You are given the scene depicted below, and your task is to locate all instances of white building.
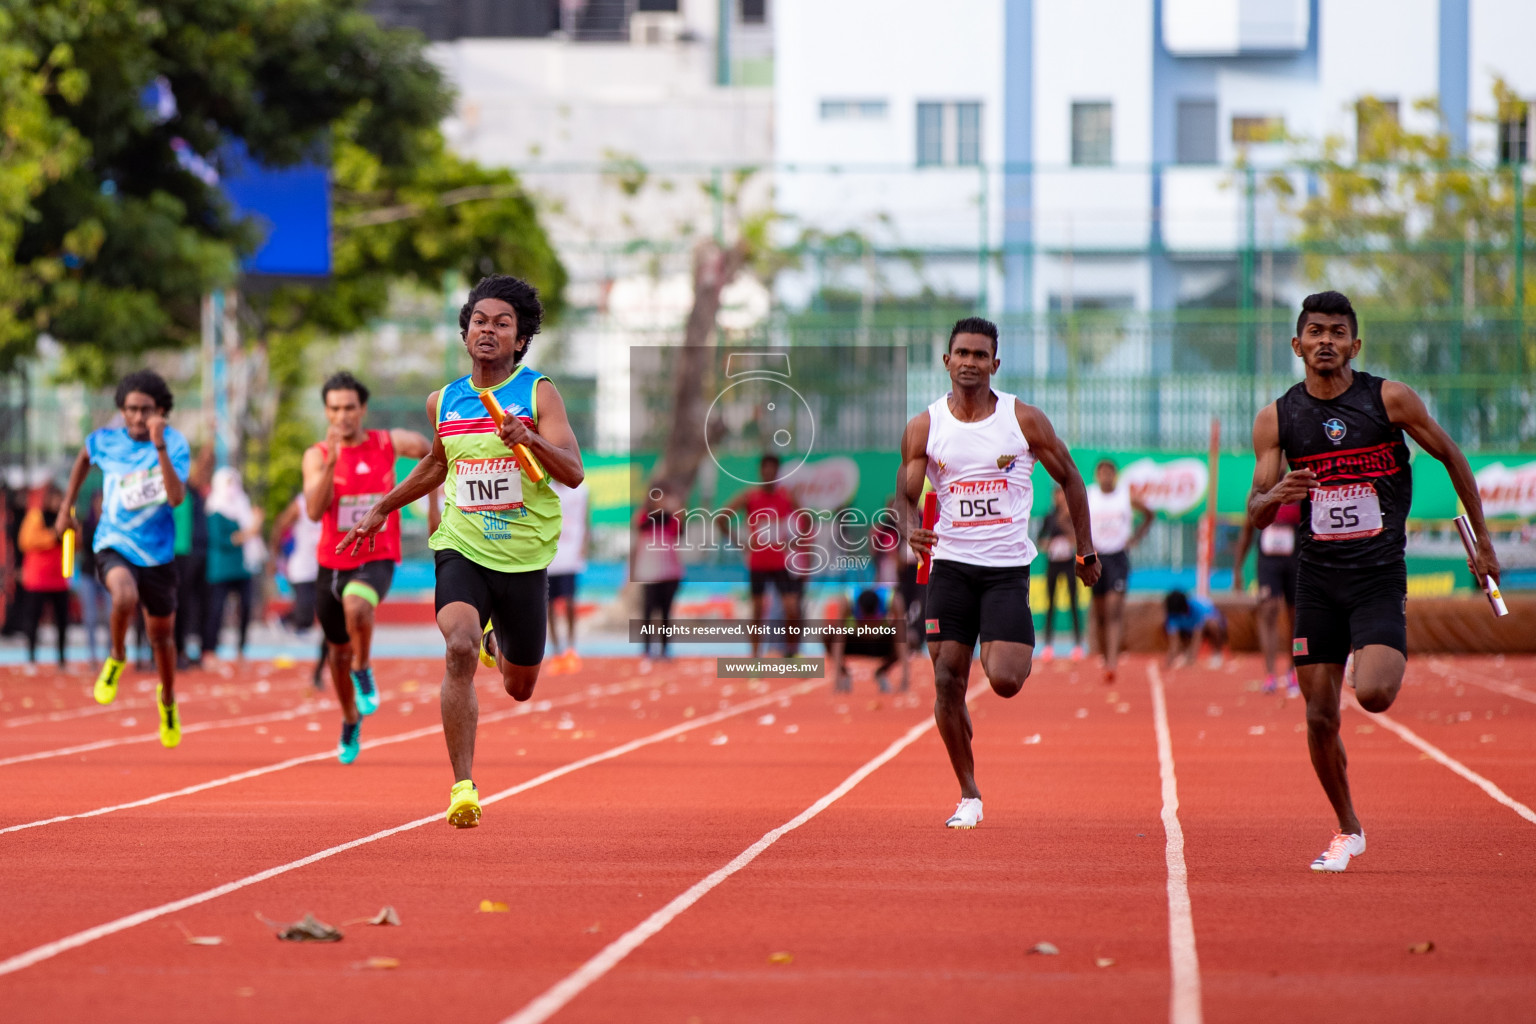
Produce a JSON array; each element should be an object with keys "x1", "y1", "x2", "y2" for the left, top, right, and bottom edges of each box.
[{"x1": 774, "y1": 0, "x2": 1536, "y2": 330}]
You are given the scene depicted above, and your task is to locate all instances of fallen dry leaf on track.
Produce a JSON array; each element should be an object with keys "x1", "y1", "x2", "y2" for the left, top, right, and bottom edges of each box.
[
  {"x1": 585, "y1": 922, "x2": 602, "y2": 934},
  {"x1": 768, "y1": 952, "x2": 794, "y2": 965},
  {"x1": 258, "y1": 912, "x2": 343, "y2": 942},
  {"x1": 1096, "y1": 958, "x2": 1116, "y2": 968},
  {"x1": 175, "y1": 922, "x2": 223, "y2": 946},
  {"x1": 359, "y1": 956, "x2": 400, "y2": 970},
  {"x1": 1408, "y1": 941, "x2": 1435, "y2": 954},
  {"x1": 1028, "y1": 942, "x2": 1060, "y2": 955},
  {"x1": 479, "y1": 900, "x2": 510, "y2": 913},
  {"x1": 343, "y1": 906, "x2": 401, "y2": 927}
]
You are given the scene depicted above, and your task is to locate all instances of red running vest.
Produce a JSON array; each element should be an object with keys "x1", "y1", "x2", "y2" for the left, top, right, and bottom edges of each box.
[{"x1": 314, "y1": 429, "x2": 401, "y2": 569}]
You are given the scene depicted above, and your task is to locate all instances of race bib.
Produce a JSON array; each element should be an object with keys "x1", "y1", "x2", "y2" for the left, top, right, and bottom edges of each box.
[
  {"x1": 337, "y1": 493, "x2": 382, "y2": 530},
  {"x1": 948, "y1": 479, "x2": 1013, "y2": 529},
  {"x1": 455, "y1": 457, "x2": 524, "y2": 512},
  {"x1": 1310, "y1": 483, "x2": 1383, "y2": 541},
  {"x1": 118, "y1": 467, "x2": 167, "y2": 511},
  {"x1": 1259, "y1": 523, "x2": 1295, "y2": 556}
]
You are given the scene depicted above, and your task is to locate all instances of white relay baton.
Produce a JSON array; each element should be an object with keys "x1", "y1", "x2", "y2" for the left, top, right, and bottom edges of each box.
[{"x1": 1454, "y1": 514, "x2": 1508, "y2": 617}]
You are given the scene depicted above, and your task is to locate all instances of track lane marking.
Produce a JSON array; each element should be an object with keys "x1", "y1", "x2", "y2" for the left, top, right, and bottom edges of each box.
[
  {"x1": 0, "y1": 678, "x2": 826, "y2": 978},
  {"x1": 1147, "y1": 662, "x2": 1203, "y2": 1024},
  {"x1": 0, "y1": 702, "x2": 339, "y2": 767},
  {"x1": 1423, "y1": 659, "x2": 1536, "y2": 706},
  {"x1": 0, "y1": 677, "x2": 657, "y2": 836},
  {"x1": 1345, "y1": 693, "x2": 1536, "y2": 826},
  {"x1": 3, "y1": 672, "x2": 328, "y2": 728},
  {"x1": 498, "y1": 684, "x2": 983, "y2": 1024}
]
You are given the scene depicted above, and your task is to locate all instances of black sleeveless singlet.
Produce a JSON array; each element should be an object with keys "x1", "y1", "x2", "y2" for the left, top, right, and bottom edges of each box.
[{"x1": 1275, "y1": 370, "x2": 1412, "y2": 569}]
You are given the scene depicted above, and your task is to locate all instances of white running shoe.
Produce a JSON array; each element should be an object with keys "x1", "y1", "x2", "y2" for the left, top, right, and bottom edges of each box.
[
  {"x1": 1310, "y1": 831, "x2": 1365, "y2": 872},
  {"x1": 945, "y1": 797, "x2": 983, "y2": 829}
]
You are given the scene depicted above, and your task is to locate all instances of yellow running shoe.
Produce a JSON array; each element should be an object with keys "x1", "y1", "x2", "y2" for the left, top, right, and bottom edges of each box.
[
  {"x1": 446, "y1": 779, "x2": 481, "y2": 828},
  {"x1": 156, "y1": 684, "x2": 181, "y2": 749},
  {"x1": 478, "y1": 621, "x2": 497, "y2": 669},
  {"x1": 93, "y1": 657, "x2": 125, "y2": 705}
]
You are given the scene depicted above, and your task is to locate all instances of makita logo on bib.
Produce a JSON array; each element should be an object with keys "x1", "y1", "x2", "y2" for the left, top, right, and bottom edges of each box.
[
  {"x1": 1323, "y1": 418, "x2": 1347, "y2": 444},
  {"x1": 951, "y1": 479, "x2": 1008, "y2": 495}
]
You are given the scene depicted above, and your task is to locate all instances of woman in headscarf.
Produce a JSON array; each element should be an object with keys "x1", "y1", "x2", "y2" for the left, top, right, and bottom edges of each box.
[{"x1": 203, "y1": 467, "x2": 264, "y2": 661}]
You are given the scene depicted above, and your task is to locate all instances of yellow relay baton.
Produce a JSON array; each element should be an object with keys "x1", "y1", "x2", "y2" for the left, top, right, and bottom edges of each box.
[{"x1": 61, "y1": 528, "x2": 76, "y2": 579}]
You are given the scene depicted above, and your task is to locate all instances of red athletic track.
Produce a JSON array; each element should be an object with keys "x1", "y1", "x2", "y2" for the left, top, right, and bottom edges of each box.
[{"x1": 1, "y1": 652, "x2": 1534, "y2": 1023}]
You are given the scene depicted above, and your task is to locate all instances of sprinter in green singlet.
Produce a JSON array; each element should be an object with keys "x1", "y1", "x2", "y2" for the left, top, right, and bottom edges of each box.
[{"x1": 339, "y1": 275, "x2": 585, "y2": 829}]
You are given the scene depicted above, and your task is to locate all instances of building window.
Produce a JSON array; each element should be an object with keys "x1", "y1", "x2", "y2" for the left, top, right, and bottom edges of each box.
[
  {"x1": 956, "y1": 102, "x2": 981, "y2": 165},
  {"x1": 739, "y1": 0, "x2": 766, "y2": 24},
  {"x1": 1356, "y1": 98, "x2": 1399, "y2": 160},
  {"x1": 821, "y1": 99, "x2": 889, "y2": 121},
  {"x1": 1498, "y1": 101, "x2": 1530, "y2": 165},
  {"x1": 915, "y1": 102, "x2": 983, "y2": 167},
  {"x1": 1231, "y1": 115, "x2": 1285, "y2": 145},
  {"x1": 917, "y1": 103, "x2": 945, "y2": 166},
  {"x1": 1071, "y1": 101, "x2": 1113, "y2": 166},
  {"x1": 1176, "y1": 99, "x2": 1217, "y2": 165}
]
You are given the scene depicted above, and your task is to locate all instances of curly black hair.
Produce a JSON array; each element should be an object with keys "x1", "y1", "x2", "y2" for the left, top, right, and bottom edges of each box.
[
  {"x1": 115, "y1": 369, "x2": 174, "y2": 413},
  {"x1": 458, "y1": 274, "x2": 544, "y2": 363},
  {"x1": 321, "y1": 370, "x2": 370, "y2": 406},
  {"x1": 947, "y1": 316, "x2": 998, "y2": 356}
]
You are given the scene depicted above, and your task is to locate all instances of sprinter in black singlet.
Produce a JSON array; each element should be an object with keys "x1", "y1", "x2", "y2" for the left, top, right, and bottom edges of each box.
[{"x1": 1247, "y1": 291, "x2": 1501, "y2": 873}]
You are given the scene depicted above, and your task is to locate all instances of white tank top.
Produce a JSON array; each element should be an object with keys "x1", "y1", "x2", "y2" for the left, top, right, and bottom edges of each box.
[
  {"x1": 547, "y1": 479, "x2": 589, "y2": 576},
  {"x1": 287, "y1": 496, "x2": 322, "y2": 585},
  {"x1": 924, "y1": 390, "x2": 1036, "y2": 567},
  {"x1": 1088, "y1": 482, "x2": 1134, "y2": 554}
]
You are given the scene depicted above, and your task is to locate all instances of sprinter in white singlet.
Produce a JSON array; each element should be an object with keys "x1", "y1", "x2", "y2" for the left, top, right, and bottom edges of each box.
[
  {"x1": 899, "y1": 317, "x2": 1101, "y2": 829},
  {"x1": 1086, "y1": 459, "x2": 1153, "y2": 683}
]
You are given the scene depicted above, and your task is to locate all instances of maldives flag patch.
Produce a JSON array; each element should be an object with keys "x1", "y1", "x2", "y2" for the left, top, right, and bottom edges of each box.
[
  {"x1": 926, "y1": 619, "x2": 941, "y2": 634},
  {"x1": 1293, "y1": 637, "x2": 1309, "y2": 656}
]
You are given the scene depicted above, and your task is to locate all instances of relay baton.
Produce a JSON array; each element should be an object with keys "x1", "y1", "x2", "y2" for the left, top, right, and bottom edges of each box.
[
  {"x1": 478, "y1": 391, "x2": 545, "y2": 483},
  {"x1": 916, "y1": 491, "x2": 939, "y2": 584},
  {"x1": 61, "y1": 528, "x2": 75, "y2": 579},
  {"x1": 1454, "y1": 514, "x2": 1507, "y2": 617}
]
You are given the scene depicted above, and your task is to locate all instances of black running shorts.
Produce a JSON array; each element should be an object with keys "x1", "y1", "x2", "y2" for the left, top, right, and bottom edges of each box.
[
  {"x1": 1256, "y1": 553, "x2": 1298, "y2": 607},
  {"x1": 96, "y1": 549, "x2": 178, "y2": 618},
  {"x1": 547, "y1": 572, "x2": 578, "y2": 602},
  {"x1": 749, "y1": 567, "x2": 804, "y2": 599},
  {"x1": 434, "y1": 549, "x2": 548, "y2": 667},
  {"x1": 924, "y1": 559, "x2": 1035, "y2": 649},
  {"x1": 315, "y1": 560, "x2": 396, "y2": 646},
  {"x1": 1292, "y1": 560, "x2": 1407, "y2": 667},
  {"x1": 1092, "y1": 550, "x2": 1130, "y2": 597}
]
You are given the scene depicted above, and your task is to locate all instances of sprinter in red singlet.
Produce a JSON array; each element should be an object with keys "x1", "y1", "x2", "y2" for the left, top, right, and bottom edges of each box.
[{"x1": 303, "y1": 371, "x2": 431, "y2": 765}]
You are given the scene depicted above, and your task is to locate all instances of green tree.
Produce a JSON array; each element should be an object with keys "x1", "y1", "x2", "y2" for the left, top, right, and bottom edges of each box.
[
  {"x1": 1273, "y1": 89, "x2": 1534, "y2": 316},
  {"x1": 3, "y1": 0, "x2": 450, "y2": 374}
]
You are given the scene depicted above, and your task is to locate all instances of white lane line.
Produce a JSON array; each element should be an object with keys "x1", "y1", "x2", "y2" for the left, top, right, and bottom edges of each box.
[
  {"x1": 1146, "y1": 663, "x2": 1203, "y2": 1024},
  {"x1": 1423, "y1": 659, "x2": 1536, "y2": 706},
  {"x1": 1345, "y1": 695, "x2": 1536, "y2": 826},
  {"x1": 0, "y1": 702, "x2": 338, "y2": 768},
  {"x1": 0, "y1": 678, "x2": 826, "y2": 978},
  {"x1": 4, "y1": 673, "x2": 323, "y2": 728},
  {"x1": 0, "y1": 678, "x2": 653, "y2": 836},
  {"x1": 499, "y1": 685, "x2": 977, "y2": 1024}
]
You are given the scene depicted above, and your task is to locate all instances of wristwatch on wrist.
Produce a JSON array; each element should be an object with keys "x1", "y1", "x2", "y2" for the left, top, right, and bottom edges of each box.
[{"x1": 1075, "y1": 551, "x2": 1098, "y2": 567}]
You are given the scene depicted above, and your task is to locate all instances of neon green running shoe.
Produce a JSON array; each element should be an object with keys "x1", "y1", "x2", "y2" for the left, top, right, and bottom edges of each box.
[
  {"x1": 446, "y1": 780, "x2": 481, "y2": 828},
  {"x1": 156, "y1": 684, "x2": 181, "y2": 749},
  {"x1": 478, "y1": 620, "x2": 497, "y2": 669},
  {"x1": 94, "y1": 657, "x2": 125, "y2": 705}
]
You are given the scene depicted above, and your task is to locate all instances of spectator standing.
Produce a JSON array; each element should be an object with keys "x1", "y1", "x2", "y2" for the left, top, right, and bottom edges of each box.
[
  {"x1": 203, "y1": 468, "x2": 263, "y2": 660},
  {"x1": 17, "y1": 483, "x2": 71, "y2": 665}
]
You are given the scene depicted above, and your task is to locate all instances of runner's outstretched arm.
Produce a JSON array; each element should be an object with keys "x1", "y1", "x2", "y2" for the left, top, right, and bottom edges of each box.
[
  {"x1": 1247, "y1": 402, "x2": 1313, "y2": 530},
  {"x1": 1016, "y1": 401, "x2": 1101, "y2": 587},
  {"x1": 1382, "y1": 381, "x2": 1501, "y2": 584},
  {"x1": 54, "y1": 446, "x2": 92, "y2": 535},
  {"x1": 336, "y1": 392, "x2": 450, "y2": 555},
  {"x1": 494, "y1": 379, "x2": 584, "y2": 487},
  {"x1": 897, "y1": 411, "x2": 932, "y2": 563}
]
